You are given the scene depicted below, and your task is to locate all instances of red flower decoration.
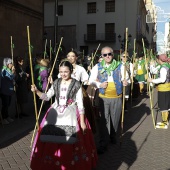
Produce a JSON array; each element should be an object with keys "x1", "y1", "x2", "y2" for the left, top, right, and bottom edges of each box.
[{"x1": 67, "y1": 99, "x2": 73, "y2": 105}]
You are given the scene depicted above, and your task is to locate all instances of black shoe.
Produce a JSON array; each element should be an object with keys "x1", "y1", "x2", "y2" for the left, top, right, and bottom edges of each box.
[{"x1": 97, "y1": 147, "x2": 106, "y2": 154}]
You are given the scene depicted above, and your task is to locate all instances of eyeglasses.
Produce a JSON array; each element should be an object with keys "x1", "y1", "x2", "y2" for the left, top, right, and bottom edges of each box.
[
  {"x1": 122, "y1": 56, "x2": 129, "y2": 58},
  {"x1": 102, "y1": 53, "x2": 113, "y2": 57}
]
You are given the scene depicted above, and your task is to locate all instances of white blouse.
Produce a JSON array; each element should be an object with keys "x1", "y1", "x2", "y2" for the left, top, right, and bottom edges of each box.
[{"x1": 40, "y1": 83, "x2": 85, "y2": 114}]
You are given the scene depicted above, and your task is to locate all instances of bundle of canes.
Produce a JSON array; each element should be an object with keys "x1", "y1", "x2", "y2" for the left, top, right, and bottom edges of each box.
[
  {"x1": 49, "y1": 40, "x2": 53, "y2": 105},
  {"x1": 30, "y1": 37, "x2": 63, "y2": 147},
  {"x1": 10, "y1": 36, "x2": 19, "y2": 119},
  {"x1": 120, "y1": 27, "x2": 128, "y2": 146},
  {"x1": 142, "y1": 38, "x2": 156, "y2": 129},
  {"x1": 88, "y1": 43, "x2": 101, "y2": 69},
  {"x1": 130, "y1": 38, "x2": 136, "y2": 106},
  {"x1": 86, "y1": 44, "x2": 100, "y2": 105}
]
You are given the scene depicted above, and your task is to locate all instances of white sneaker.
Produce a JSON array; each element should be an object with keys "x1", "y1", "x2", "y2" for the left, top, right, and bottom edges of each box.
[
  {"x1": 6, "y1": 117, "x2": 14, "y2": 123},
  {"x1": 156, "y1": 124, "x2": 168, "y2": 129},
  {"x1": 157, "y1": 122, "x2": 169, "y2": 126},
  {"x1": 2, "y1": 119, "x2": 9, "y2": 124}
]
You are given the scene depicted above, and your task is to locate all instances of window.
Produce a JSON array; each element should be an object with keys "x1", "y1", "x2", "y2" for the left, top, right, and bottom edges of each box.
[
  {"x1": 105, "y1": 0, "x2": 115, "y2": 12},
  {"x1": 87, "y1": 2, "x2": 96, "y2": 13},
  {"x1": 87, "y1": 24, "x2": 96, "y2": 40},
  {"x1": 58, "y1": 5, "x2": 63, "y2": 16},
  {"x1": 105, "y1": 23, "x2": 115, "y2": 40}
]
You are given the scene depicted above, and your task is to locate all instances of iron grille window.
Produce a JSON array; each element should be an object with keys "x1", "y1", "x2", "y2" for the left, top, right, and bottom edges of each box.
[
  {"x1": 58, "y1": 5, "x2": 63, "y2": 16},
  {"x1": 105, "y1": 0, "x2": 115, "y2": 12},
  {"x1": 87, "y1": 24, "x2": 96, "y2": 40},
  {"x1": 105, "y1": 23, "x2": 115, "y2": 40},
  {"x1": 87, "y1": 2, "x2": 96, "y2": 13}
]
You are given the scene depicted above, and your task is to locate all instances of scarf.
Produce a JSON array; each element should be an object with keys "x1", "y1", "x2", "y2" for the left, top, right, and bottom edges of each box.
[
  {"x1": 159, "y1": 63, "x2": 170, "y2": 70},
  {"x1": 100, "y1": 59, "x2": 120, "y2": 76},
  {"x1": 138, "y1": 59, "x2": 145, "y2": 66},
  {"x1": 2, "y1": 66, "x2": 12, "y2": 74}
]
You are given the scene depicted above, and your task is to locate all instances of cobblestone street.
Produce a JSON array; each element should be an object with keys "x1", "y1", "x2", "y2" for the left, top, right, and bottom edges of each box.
[{"x1": 1, "y1": 91, "x2": 170, "y2": 170}]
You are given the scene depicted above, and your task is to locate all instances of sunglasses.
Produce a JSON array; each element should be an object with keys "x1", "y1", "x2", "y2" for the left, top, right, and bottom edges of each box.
[
  {"x1": 102, "y1": 53, "x2": 113, "y2": 57},
  {"x1": 122, "y1": 56, "x2": 129, "y2": 58}
]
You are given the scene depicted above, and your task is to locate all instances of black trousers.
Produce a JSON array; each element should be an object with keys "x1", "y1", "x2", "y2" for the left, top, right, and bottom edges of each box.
[{"x1": 1, "y1": 94, "x2": 12, "y2": 119}]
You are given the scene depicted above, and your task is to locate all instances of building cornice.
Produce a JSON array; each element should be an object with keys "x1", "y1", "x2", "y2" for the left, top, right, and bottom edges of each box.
[{"x1": 0, "y1": 0, "x2": 43, "y2": 20}]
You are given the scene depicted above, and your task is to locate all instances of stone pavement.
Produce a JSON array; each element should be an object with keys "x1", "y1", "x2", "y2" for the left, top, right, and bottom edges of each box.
[{"x1": 0, "y1": 90, "x2": 170, "y2": 170}]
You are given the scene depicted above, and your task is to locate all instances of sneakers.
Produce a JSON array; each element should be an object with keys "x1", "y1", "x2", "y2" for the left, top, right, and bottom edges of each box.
[
  {"x1": 156, "y1": 122, "x2": 168, "y2": 129},
  {"x1": 157, "y1": 122, "x2": 169, "y2": 126},
  {"x1": 6, "y1": 117, "x2": 14, "y2": 123},
  {"x1": 1, "y1": 119, "x2": 10, "y2": 124}
]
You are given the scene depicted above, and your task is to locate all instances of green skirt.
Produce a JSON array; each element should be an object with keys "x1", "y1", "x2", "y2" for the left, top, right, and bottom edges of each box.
[{"x1": 135, "y1": 74, "x2": 145, "y2": 82}]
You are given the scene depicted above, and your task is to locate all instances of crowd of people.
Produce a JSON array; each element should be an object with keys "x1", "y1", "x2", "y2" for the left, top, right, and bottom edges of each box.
[{"x1": 0, "y1": 46, "x2": 170, "y2": 169}]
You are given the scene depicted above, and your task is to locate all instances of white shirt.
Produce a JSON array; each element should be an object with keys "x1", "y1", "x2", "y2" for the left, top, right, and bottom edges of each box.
[
  {"x1": 152, "y1": 67, "x2": 167, "y2": 84},
  {"x1": 150, "y1": 65, "x2": 160, "y2": 75},
  {"x1": 89, "y1": 62, "x2": 129, "y2": 88},
  {"x1": 122, "y1": 62, "x2": 133, "y2": 83}
]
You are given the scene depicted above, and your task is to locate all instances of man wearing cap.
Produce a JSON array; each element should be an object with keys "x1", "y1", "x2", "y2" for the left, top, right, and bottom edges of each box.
[
  {"x1": 148, "y1": 54, "x2": 170, "y2": 129},
  {"x1": 89, "y1": 46, "x2": 129, "y2": 154},
  {"x1": 0, "y1": 58, "x2": 15, "y2": 124}
]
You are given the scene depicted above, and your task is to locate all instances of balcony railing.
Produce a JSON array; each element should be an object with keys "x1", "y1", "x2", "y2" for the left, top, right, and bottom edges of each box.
[{"x1": 84, "y1": 33, "x2": 116, "y2": 42}]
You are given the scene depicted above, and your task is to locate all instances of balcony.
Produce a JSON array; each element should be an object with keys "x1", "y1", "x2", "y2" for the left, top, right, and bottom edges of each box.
[{"x1": 84, "y1": 33, "x2": 116, "y2": 42}]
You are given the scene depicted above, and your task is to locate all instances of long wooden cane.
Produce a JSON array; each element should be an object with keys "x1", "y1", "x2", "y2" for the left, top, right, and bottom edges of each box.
[
  {"x1": 44, "y1": 39, "x2": 47, "y2": 59},
  {"x1": 27, "y1": 26, "x2": 39, "y2": 130},
  {"x1": 130, "y1": 39, "x2": 136, "y2": 106},
  {"x1": 30, "y1": 37, "x2": 63, "y2": 147},
  {"x1": 10, "y1": 36, "x2": 20, "y2": 119},
  {"x1": 10, "y1": 36, "x2": 14, "y2": 62},
  {"x1": 49, "y1": 40, "x2": 53, "y2": 105},
  {"x1": 49, "y1": 40, "x2": 52, "y2": 61},
  {"x1": 88, "y1": 43, "x2": 101, "y2": 68},
  {"x1": 142, "y1": 38, "x2": 156, "y2": 129},
  {"x1": 119, "y1": 49, "x2": 122, "y2": 61},
  {"x1": 120, "y1": 28, "x2": 128, "y2": 146}
]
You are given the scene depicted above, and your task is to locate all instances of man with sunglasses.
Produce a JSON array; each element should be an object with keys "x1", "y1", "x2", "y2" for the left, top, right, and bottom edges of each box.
[{"x1": 89, "y1": 46, "x2": 128, "y2": 154}]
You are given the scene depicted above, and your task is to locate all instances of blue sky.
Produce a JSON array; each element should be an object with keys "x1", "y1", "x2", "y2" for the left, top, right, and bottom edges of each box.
[
  {"x1": 152, "y1": 0, "x2": 170, "y2": 52},
  {"x1": 153, "y1": 0, "x2": 170, "y2": 33}
]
